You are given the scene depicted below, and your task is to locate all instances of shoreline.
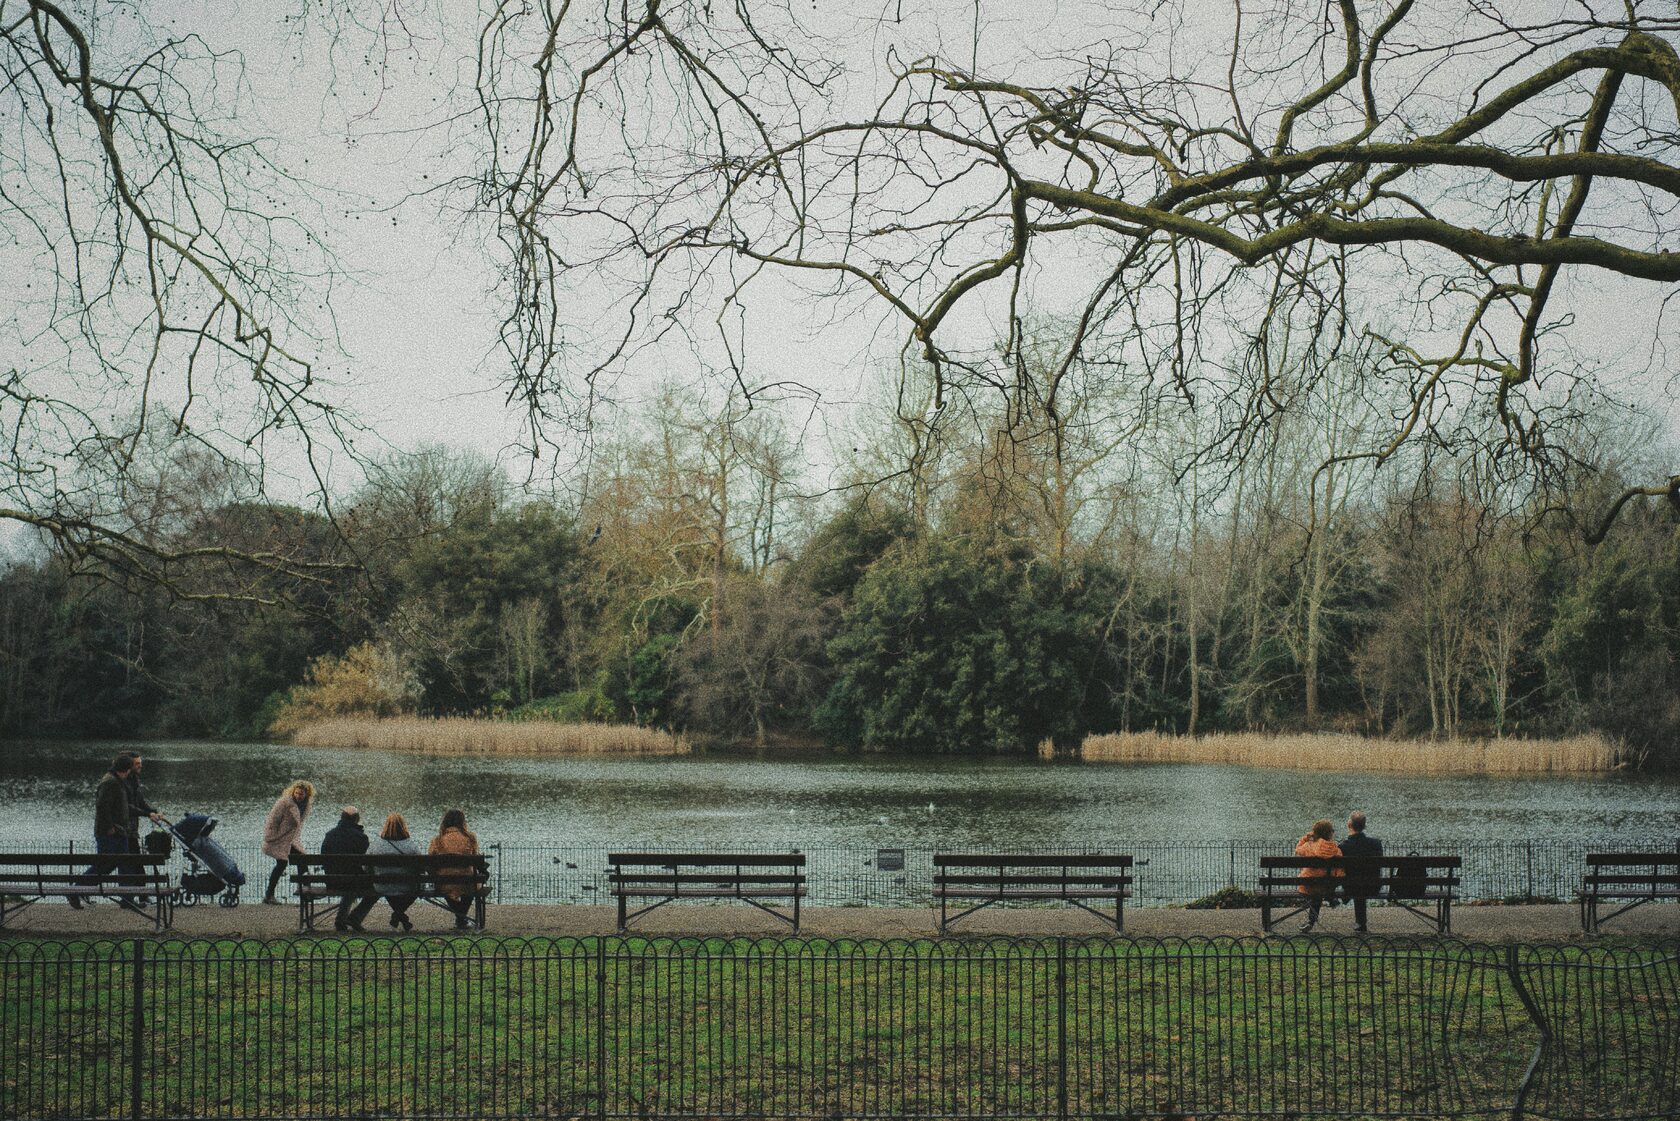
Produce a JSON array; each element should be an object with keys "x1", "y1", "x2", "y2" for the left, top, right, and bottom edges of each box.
[{"x1": 2, "y1": 899, "x2": 1672, "y2": 943}]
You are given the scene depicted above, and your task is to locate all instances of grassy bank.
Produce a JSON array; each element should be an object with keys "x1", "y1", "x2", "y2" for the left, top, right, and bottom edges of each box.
[
  {"x1": 284, "y1": 716, "x2": 689, "y2": 756},
  {"x1": 1075, "y1": 730, "x2": 1623, "y2": 773},
  {"x1": 6, "y1": 935, "x2": 1669, "y2": 1119}
]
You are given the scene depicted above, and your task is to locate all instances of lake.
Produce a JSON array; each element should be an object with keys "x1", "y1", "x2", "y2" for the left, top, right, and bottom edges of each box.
[{"x1": 5, "y1": 738, "x2": 1677, "y2": 851}]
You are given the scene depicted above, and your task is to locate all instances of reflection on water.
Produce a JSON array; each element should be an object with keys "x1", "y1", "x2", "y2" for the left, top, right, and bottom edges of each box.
[{"x1": 2, "y1": 738, "x2": 1677, "y2": 850}]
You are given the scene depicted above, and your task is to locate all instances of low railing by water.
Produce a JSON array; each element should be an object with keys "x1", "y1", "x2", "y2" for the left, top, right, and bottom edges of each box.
[
  {"x1": 2, "y1": 935, "x2": 1674, "y2": 1120},
  {"x1": 58, "y1": 835, "x2": 1680, "y2": 907}
]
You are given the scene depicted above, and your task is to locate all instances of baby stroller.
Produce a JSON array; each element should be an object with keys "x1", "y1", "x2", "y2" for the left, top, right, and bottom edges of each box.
[{"x1": 147, "y1": 813, "x2": 246, "y2": 908}]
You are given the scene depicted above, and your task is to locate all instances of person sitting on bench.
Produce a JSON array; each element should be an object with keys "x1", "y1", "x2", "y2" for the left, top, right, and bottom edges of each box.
[
  {"x1": 1339, "y1": 810, "x2": 1384, "y2": 934},
  {"x1": 1294, "y1": 819, "x2": 1344, "y2": 933},
  {"x1": 428, "y1": 809, "x2": 482, "y2": 930}
]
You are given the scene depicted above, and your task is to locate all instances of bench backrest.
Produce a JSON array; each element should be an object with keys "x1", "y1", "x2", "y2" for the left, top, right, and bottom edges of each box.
[
  {"x1": 0, "y1": 853, "x2": 167, "y2": 868},
  {"x1": 935, "y1": 853, "x2": 1133, "y2": 868},
  {"x1": 609, "y1": 853, "x2": 805, "y2": 869},
  {"x1": 0, "y1": 852, "x2": 168, "y2": 888},
  {"x1": 1260, "y1": 855, "x2": 1461, "y2": 898},
  {"x1": 1259, "y1": 855, "x2": 1462, "y2": 870},
  {"x1": 1583, "y1": 853, "x2": 1680, "y2": 887},
  {"x1": 290, "y1": 853, "x2": 489, "y2": 892},
  {"x1": 607, "y1": 854, "x2": 806, "y2": 887},
  {"x1": 1585, "y1": 853, "x2": 1680, "y2": 869}
]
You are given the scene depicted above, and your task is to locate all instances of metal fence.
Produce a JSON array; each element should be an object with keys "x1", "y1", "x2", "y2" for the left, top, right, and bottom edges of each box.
[
  {"x1": 72, "y1": 835, "x2": 1680, "y2": 907},
  {"x1": 2, "y1": 935, "x2": 1675, "y2": 1120}
]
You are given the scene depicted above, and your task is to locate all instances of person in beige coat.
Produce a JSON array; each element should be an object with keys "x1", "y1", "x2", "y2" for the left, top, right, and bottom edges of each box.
[{"x1": 261, "y1": 781, "x2": 316, "y2": 904}]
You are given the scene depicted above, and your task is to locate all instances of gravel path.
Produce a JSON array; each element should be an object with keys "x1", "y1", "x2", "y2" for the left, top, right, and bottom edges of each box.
[{"x1": 4, "y1": 898, "x2": 1674, "y2": 941}]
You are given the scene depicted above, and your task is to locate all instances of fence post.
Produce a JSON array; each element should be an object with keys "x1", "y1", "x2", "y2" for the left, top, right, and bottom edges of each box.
[
  {"x1": 1504, "y1": 945, "x2": 1549, "y2": 1121},
  {"x1": 1524, "y1": 842, "x2": 1534, "y2": 902},
  {"x1": 1228, "y1": 843, "x2": 1236, "y2": 888},
  {"x1": 595, "y1": 937, "x2": 608, "y2": 1120},
  {"x1": 490, "y1": 843, "x2": 503, "y2": 902},
  {"x1": 1056, "y1": 937, "x2": 1068, "y2": 1121},
  {"x1": 129, "y1": 938, "x2": 145, "y2": 1121}
]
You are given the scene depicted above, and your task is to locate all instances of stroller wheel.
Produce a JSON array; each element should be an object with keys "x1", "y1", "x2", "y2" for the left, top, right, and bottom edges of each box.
[
  {"x1": 219, "y1": 888, "x2": 239, "y2": 909},
  {"x1": 179, "y1": 892, "x2": 199, "y2": 908}
]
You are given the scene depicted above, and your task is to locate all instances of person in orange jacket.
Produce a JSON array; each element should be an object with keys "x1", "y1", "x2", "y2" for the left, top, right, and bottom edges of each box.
[
  {"x1": 429, "y1": 808, "x2": 482, "y2": 931},
  {"x1": 1294, "y1": 819, "x2": 1344, "y2": 932}
]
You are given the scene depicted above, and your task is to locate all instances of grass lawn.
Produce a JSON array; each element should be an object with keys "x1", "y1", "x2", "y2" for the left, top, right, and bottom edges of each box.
[{"x1": 2, "y1": 935, "x2": 1674, "y2": 1119}]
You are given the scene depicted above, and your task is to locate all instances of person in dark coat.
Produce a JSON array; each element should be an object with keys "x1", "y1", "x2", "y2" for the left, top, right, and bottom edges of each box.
[
  {"x1": 72, "y1": 753, "x2": 134, "y2": 910},
  {"x1": 122, "y1": 750, "x2": 163, "y2": 851},
  {"x1": 1339, "y1": 810, "x2": 1384, "y2": 934},
  {"x1": 321, "y1": 806, "x2": 370, "y2": 931}
]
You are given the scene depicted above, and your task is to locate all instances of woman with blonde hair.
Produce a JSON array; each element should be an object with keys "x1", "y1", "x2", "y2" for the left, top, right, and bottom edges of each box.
[
  {"x1": 344, "y1": 812, "x2": 422, "y2": 931},
  {"x1": 1294, "y1": 818, "x2": 1344, "y2": 933},
  {"x1": 261, "y1": 780, "x2": 315, "y2": 904},
  {"x1": 429, "y1": 808, "x2": 481, "y2": 930}
]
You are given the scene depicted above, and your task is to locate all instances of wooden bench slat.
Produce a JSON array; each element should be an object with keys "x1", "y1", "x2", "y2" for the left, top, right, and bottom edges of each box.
[
  {"x1": 614, "y1": 886, "x2": 809, "y2": 897},
  {"x1": 936, "y1": 873, "x2": 1132, "y2": 886},
  {"x1": 0, "y1": 854, "x2": 167, "y2": 866},
  {"x1": 1584, "y1": 875, "x2": 1680, "y2": 886},
  {"x1": 935, "y1": 854, "x2": 1133, "y2": 868},
  {"x1": 609, "y1": 853, "x2": 805, "y2": 866}
]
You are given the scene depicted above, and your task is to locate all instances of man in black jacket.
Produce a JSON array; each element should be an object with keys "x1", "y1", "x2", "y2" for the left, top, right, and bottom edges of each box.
[
  {"x1": 123, "y1": 750, "x2": 163, "y2": 851},
  {"x1": 321, "y1": 806, "x2": 370, "y2": 931},
  {"x1": 72, "y1": 754, "x2": 135, "y2": 911},
  {"x1": 1340, "y1": 811, "x2": 1384, "y2": 934}
]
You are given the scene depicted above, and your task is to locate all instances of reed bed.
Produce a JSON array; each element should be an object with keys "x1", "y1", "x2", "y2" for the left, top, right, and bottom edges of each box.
[
  {"x1": 284, "y1": 716, "x2": 690, "y2": 756},
  {"x1": 1075, "y1": 730, "x2": 1623, "y2": 774}
]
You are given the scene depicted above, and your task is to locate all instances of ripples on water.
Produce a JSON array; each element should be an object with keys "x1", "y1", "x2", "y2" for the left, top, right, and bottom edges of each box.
[{"x1": 2, "y1": 738, "x2": 1677, "y2": 849}]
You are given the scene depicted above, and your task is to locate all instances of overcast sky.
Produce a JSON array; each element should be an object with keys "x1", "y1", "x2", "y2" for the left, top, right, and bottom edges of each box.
[
  {"x1": 217, "y1": 0, "x2": 1680, "y2": 473},
  {"x1": 4, "y1": 0, "x2": 1675, "y2": 551}
]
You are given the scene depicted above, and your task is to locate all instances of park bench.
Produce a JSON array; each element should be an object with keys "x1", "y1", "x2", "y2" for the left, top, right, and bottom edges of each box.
[
  {"x1": 608, "y1": 852, "x2": 807, "y2": 933},
  {"x1": 1259, "y1": 854, "x2": 1461, "y2": 934},
  {"x1": 290, "y1": 853, "x2": 491, "y2": 933},
  {"x1": 1580, "y1": 853, "x2": 1680, "y2": 933},
  {"x1": 0, "y1": 852, "x2": 172, "y2": 931},
  {"x1": 933, "y1": 853, "x2": 1134, "y2": 933}
]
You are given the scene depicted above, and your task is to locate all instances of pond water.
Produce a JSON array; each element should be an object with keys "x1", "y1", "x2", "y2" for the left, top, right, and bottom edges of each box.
[{"x1": 3, "y1": 738, "x2": 1677, "y2": 851}]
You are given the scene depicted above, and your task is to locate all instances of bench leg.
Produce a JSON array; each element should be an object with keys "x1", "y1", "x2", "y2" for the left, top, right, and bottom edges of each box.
[
  {"x1": 792, "y1": 890, "x2": 800, "y2": 935},
  {"x1": 617, "y1": 892, "x2": 627, "y2": 935}
]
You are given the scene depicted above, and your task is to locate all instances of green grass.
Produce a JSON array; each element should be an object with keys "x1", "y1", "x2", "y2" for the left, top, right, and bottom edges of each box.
[{"x1": 2, "y1": 935, "x2": 1674, "y2": 1119}]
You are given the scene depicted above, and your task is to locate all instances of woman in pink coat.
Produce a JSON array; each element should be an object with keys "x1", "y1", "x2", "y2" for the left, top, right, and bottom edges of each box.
[{"x1": 261, "y1": 780, "x2": 315, "y2": 904}]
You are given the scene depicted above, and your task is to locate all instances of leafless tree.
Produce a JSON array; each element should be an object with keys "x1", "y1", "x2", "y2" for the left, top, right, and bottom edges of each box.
[
  {"x1": 472, "y1": 0, "x2": 1680, "y2": 536},
  {"x1": 2, "y1": 0, "x2": 355, "y2": 598}
]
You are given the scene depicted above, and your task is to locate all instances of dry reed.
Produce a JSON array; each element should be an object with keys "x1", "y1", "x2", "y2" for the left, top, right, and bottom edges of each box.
[
  {"x1": 284, "y1": 716, "x2": 690, "y2": 757},
  {"x1": 1075, "y1": 730, "x2": 1623, "y2": 774}
]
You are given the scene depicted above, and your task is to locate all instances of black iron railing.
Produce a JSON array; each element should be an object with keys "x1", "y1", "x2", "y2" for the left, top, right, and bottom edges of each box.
[
  {"x1": 55, "y1": 836, "x2": 1677, "y2": 907},
  {"x1": 2, "y1": 935, "x2": 1675, "y2": 1120}
]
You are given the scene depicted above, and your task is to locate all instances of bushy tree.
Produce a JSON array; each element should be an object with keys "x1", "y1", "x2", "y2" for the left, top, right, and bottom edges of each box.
[{"x1": 815, "y1": 535, "x2": 1103, "y2": 752}]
